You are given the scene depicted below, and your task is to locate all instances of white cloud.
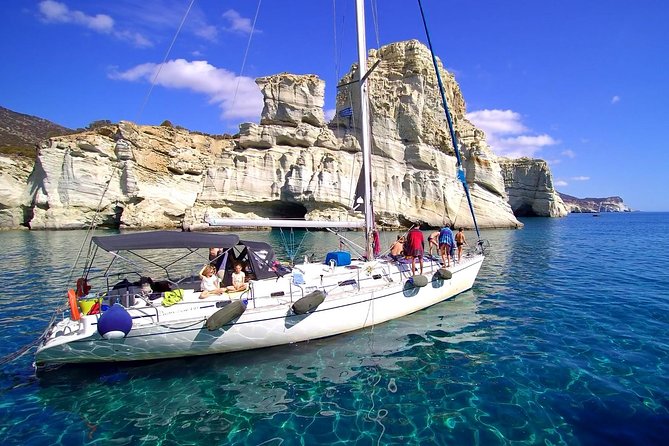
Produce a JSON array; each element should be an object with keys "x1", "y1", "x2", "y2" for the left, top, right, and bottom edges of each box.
[
  {"x1": 554, "y1": 180, "x2": 568, "y2": 187},
  {"x1": 466, "y1": 109, "x2": 558, "y2": 158},
  {"x1": 37, "y1": 0, "x2": 152, "y2": 47},
  {"x1": 107, "y1": 1, "x2": 219, "y2": 42},
  {"x1": 194, "y1": 24, "x2": 219, "y2": 41},
  {"x1": 110, "y1": 59, "x2": 263, "y2": 121},
  {"x1": 611, "y1": 95, "x2": 620, "y2": 104},
  {"x1": 503, "y1": 134, "x2": 557, "y2": 148},
  {"x1": 39, "y1": 0, "x2": 114, "y2": 32},
  {"x1": 571, "y1": 176, "x2": 590, "y2": 181},
  {"x1": 561, "y1": 149, "x2": 576, "y2": 158},
  {"x1": 115, "y1": 29, "x2": 152, "y2": 48},
  {"x1": 466, "y1": 109, "x2": 527, "y2": 135},
  {"x1": 222, "y1": 10, "x2": 257, "y2": 34}
]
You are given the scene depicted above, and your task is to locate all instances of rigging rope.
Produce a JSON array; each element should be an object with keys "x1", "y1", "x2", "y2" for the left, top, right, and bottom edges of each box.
[
  {"x1": 0, "y1": 308, "x2": 62, "y2": 366},
  {"x1": 278, "y1": 228, "x2": 310, "y2": 265},
  {"x1": 332, "y1": 0, "x2": 340, "y2": 81},
  {"x1": 67, "y1": 165, "x2": 119, "y2": 285},
  {"x1": 231, "y1": 0, "x2": 263, "y2": 109},
  {"x1": 370, "y1": 0, "x2": 381, "y2": 50},
  {"x1": 417, "y1": 0, "x2": 481, "y2": 239},
  {"x1": 137, "y1": 0, "x2": 196, "y2": 123}
]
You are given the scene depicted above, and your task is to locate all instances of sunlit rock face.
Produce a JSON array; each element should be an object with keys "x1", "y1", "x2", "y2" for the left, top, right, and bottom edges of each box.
[
  {"x1": 27, "y1": 122, "x2": 231, "y2": 229},
  {"x1": 0, "y1": 155, "x2": 33, "y2": 229},
  {"x1": 256, "y1": 74, "x2": 326, "y2": 128},
  {"x1": 498, "y1": 158, "x2": 569, "y2": 217},
  {"x1": 5, "y1": 39, "x2": 578, "y2": 230},
  {"x1": 327, "y1": 39, "x2": 520, "y2": 228}
]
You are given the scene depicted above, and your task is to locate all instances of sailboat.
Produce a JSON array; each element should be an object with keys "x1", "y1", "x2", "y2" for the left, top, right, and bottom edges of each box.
[{"x1": 34, "y1": 0, "x2": 485, "y2": 367}]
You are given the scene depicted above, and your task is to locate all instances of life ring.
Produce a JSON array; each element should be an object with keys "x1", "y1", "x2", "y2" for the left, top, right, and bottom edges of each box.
[{"x1": 68, "y1": 289, "x2": 81, "y2": 321}]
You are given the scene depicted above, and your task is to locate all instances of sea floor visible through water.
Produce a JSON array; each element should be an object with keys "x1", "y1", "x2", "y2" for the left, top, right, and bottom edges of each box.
[{"x1": 1, "y1": 212, "x2": 668, "y2": 445}]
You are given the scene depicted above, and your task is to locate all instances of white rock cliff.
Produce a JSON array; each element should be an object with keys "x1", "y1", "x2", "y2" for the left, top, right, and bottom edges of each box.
[
  {"x1": 498, "y1": 157, "x2": 569, "y2": 217},
  {"x1": 0, "y1": 154, "x2": 33, "y2": 228},
  {"x1": 1, "y1": 39, "x2": 574, "y2": 230}
]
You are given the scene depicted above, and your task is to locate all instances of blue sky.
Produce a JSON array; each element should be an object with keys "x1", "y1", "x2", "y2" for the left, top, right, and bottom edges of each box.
[{"x1": 1, "y1": 1, "x2": 668, "y2": 211}]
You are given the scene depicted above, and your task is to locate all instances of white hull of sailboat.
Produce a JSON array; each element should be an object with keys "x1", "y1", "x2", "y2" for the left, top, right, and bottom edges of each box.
[{"x1": 35, "y1": 255, "x2": 483, "y2": 365}]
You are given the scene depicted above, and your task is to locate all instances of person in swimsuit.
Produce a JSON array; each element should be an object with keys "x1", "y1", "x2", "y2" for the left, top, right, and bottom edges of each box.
[
  {"x1": 405, "y1": 226, "x2": 425, "y2": 275},
  {"x1": 389, "y1": 235, "x2": 405, "y2": 261},
  {"x1": 427, "y1": 231, "x2": 440, "y2": 256},
  {"x1": 455, "y1": 227, "x2": 467, "y2": 262}
]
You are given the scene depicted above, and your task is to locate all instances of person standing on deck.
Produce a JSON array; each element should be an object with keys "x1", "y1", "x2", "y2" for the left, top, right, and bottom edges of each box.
[
  {"x1": 438, "y1": 224, "x2": 455, "y2": 267},
  {"x1": 455, "y1": 227, "x2": 467, "y2": 262},
  {"x1": 405, "y1": 226, "x2": 425, "y2": 275}
]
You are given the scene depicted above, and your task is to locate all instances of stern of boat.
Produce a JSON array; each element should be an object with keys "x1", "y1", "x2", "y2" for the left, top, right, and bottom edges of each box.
[{"x1": 34, "y1": 314, "x2": 98, "y2": 366}]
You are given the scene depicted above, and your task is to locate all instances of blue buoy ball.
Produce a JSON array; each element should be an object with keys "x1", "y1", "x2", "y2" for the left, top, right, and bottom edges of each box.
[{"x1": 97, "y1": 304, "x2": 133, "y2": 339}]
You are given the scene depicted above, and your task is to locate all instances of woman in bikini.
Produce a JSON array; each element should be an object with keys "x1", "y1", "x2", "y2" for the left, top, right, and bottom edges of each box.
[{"x1": 427, "y1": 231, "x2": 440, "y2": 256}]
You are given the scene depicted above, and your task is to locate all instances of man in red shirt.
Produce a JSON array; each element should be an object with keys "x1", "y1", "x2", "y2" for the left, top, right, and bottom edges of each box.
[{"x1": 405, "y1": 226, "x2": 425, "y2": 275}]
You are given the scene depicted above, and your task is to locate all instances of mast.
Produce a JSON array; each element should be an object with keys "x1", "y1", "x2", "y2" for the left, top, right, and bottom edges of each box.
[{"x1": 355, "y1": 0, "x2": 375, "y2": 260}]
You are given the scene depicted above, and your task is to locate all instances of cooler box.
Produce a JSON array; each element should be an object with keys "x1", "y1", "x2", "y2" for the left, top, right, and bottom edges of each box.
[{"x1": 325, "y1": 251, "x2": 351, "y2": 267}]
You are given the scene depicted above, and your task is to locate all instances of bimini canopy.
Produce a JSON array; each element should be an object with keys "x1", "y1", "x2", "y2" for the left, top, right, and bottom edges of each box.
[
  {"x1": 92, "y1": 231, "x2": 240, "y2": 252},
  {"x1": 213, "y1": 240, "x2": 283, "y2": 280},
  {"x1": 239, "y1": 240, "x2": 281, "y2": 280}
]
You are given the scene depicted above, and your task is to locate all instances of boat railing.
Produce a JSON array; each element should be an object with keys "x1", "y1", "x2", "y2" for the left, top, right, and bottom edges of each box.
[{"x1": 288, "y1": 282, "x2": 306, "y2": 303}]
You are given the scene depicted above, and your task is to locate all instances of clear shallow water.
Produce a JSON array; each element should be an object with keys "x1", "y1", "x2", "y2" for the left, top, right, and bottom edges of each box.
[{"x1": 1, "y1": 213, "x2": 668, "y2": 445}]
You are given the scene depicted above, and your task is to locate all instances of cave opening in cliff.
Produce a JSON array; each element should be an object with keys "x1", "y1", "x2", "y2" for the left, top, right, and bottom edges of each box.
[
  {"x1": 266, "y1": 201, "x2": 308, "y2": 219},
  {"x1": 232, "y1": 201, "x2": 308, "y2": 220},
  {"x1": 514, "y1": 205, "x2": 539, "y2": 217}
]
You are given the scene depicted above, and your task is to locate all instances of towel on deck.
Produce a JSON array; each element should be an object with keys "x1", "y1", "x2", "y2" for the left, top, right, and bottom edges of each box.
[{"x1": 162, "y1": 289, "x2": 184, "y2": 307}]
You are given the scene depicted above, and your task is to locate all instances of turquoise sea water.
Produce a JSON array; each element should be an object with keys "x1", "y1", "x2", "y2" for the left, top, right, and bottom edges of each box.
[{"x1": 1, "y1": 213, "x2": 668, "y2": 445}]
